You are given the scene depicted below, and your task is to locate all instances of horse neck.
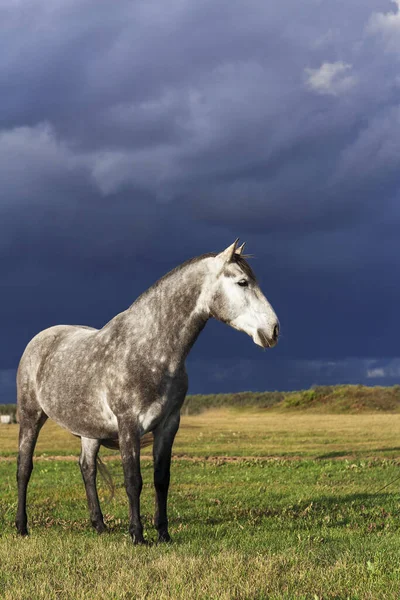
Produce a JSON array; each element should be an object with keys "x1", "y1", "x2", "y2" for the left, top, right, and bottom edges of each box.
[{"x1": 104, "y1": 259, "x2": 211, "y2": 366}]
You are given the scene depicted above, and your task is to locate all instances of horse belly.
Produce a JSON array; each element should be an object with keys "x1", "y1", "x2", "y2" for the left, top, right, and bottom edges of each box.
[
  {"x1": 71, "y1": 401, "x2": 119, "y2": 439},
  {"x1": 38, "y1": 392, "x2": 119, "y2": 440}
]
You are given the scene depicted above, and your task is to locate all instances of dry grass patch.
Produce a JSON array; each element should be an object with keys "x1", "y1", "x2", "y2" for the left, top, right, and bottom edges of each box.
[{"x1": 2, "y1": 410, "x2": 400, "y2": 460}]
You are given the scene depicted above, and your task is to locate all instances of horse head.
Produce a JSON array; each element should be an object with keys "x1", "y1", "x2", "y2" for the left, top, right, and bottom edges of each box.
[{"x1": 207, "y1": 239, "x2": 279, "y2": 349}]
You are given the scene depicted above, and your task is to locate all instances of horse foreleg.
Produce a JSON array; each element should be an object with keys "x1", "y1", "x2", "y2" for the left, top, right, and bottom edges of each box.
[
  {"x1": 16, "y1": 406, "x2": 48, "y2": 535},
  {"x1": 79, "y1": 437, "x2": 106, "y2": 534},
  {"x1": 118, "y1": 420, "x2": 145, "y2": 544},
  {"x1": 153, "y1": 412, "x2": 180, "y2": 543}
]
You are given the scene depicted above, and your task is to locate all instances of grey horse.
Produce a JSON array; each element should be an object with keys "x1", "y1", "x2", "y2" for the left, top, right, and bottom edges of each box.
[{"x1": 16, "y1": 240, "x2": 279, "y2": 544}]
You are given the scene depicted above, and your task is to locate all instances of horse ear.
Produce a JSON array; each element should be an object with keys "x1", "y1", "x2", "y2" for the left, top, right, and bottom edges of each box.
[
  {"x1": 217, "y1": 239, "x2": 239, "y2": 263},
  {"x1": 236, "y1": 242, "x2": 246, "y2": 256}
]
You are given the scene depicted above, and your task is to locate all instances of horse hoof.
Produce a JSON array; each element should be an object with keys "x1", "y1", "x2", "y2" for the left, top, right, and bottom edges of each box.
[
  {"x1": 132, "y1": 536, "x2": 148, "y2": 546},
  {"x1": 16, "y1": 526, "x2": 29, "y2": 536},
  {"x1": 158, "y1": 533, "x2": 172, "y2": 544},
  {"x1": 95, "y1": 523, "x2": 108, "y2": 534}
]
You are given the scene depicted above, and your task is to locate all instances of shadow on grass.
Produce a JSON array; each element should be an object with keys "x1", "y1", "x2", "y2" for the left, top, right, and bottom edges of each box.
[
  {"x1": 2, "y1": 490, "x2": 399, "y2": 539},
  {"x1": 316, "y1": 446, "x2": 400, "y2": 460},
  {"x1": 174, "y1": 490, "x2": 400, "y2": 531},
  {"x1": 316, "y1": 450, "x2": 354, "y2": 459}
]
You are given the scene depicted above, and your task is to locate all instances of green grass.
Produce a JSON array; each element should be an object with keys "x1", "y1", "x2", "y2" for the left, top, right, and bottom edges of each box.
[{"x1": 2, "y1": 409, "x2": 400, "y2": 598}]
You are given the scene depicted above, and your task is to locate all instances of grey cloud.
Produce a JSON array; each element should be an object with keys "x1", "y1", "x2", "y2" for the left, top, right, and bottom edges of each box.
[
  {"x1": 0, "y1": 124, "x2": 78, "y2": 204},
  {"x1": 305, "y1": 62, "x2": 356, "y2": 96},
  {"x1": 1, "y1": 0, "x2": 399, "y2": 228},
  {"x1": 367, "y1": 0, "x2": 400, "y2": 51},
  {"x1": 1, "y1": 0, "x2": 398, "y2": 246}
]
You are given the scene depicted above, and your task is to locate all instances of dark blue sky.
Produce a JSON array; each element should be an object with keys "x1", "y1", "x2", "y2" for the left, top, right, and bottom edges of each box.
[{"x1": 1, "y1": 0, "x2": 400, "y2": 401}]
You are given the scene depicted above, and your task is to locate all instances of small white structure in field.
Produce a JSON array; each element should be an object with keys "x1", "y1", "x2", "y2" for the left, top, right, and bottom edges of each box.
[{"x1": 1, "y1": 415, "x2": 11, "y2": 424}]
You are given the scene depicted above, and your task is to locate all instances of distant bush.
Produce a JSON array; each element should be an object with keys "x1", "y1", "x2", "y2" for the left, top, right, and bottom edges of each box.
[
  {"x1": 182, "y1": 391, "x2": 284, "y2": 415},
  {"x1": 183, "y1": 385, "x2": 400, "y2": 415},
  {"x1": 0, "y1": 404, "x2": 17, "y2": 422}
]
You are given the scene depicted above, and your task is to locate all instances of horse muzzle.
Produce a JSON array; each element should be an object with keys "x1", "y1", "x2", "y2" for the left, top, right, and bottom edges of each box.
[{"x1": 256, "y1": 323, "x2": 279, "y2": 349}]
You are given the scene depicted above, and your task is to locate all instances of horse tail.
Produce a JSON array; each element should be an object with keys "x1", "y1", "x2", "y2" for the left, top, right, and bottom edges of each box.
[
  {"x1": 140, "y1": 432, "x2": 154, "y2": 449},
  {"x1": 96, "y1": 433, "x2": 154, "y2": 500},
  {"x1": 96, "y1": 456, "x2": 116, "y2": 500}
]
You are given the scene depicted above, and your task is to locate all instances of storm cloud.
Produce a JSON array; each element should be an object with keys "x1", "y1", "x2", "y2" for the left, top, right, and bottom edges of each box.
[{"x1": 1, "y1": 0, "x2": 399, "y2": 400}]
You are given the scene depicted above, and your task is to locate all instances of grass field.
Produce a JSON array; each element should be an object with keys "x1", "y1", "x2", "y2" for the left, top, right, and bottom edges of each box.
[{"x1": 1, "y1": 409, "x2": 400, "y2": 598}]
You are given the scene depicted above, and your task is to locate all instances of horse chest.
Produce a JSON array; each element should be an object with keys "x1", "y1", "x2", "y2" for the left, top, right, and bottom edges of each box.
[
  {"x1": 137, "y1": 392, "x2": 181, "y2": 433},
  {"x1": 136, "y1": 372, "x2": 186, "y2": 434}
]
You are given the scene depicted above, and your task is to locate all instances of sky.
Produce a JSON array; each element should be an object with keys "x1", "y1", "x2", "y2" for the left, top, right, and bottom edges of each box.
[{"x1": 1, "y1": 0, "x2": 400, "y2": 401}]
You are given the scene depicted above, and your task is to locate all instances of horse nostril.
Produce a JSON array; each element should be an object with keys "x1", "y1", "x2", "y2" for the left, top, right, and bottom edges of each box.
[{"x1": 273, "y1": 323, "x2": 279, "y2": 341}]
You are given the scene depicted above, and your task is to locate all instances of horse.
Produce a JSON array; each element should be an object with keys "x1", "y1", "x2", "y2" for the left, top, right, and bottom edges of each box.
[{"x1": 16, "y1": 239, "x2": 279, "y2": 544}]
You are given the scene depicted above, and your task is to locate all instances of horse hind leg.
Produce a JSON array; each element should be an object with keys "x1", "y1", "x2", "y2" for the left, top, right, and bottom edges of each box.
[
  {"x1": 79, "y1": 437, "x2": 107, "y2": 534},
  {"x1": 15, "y1": 396, "x2": 48, "y2": 536}
]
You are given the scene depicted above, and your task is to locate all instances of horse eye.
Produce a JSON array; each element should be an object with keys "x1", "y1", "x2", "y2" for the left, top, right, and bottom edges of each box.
[{"x1": 237, "y1": 279, "x2": 248, "y2": 287}]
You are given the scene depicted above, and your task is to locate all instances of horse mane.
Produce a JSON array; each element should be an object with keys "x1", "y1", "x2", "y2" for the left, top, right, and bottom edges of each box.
[
  {"x1": 132, "y1": 252, "x2": 257, "y2": 307},
  {"x1": 174, "y1": 252, "x2": 257, "y2": 282}
]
